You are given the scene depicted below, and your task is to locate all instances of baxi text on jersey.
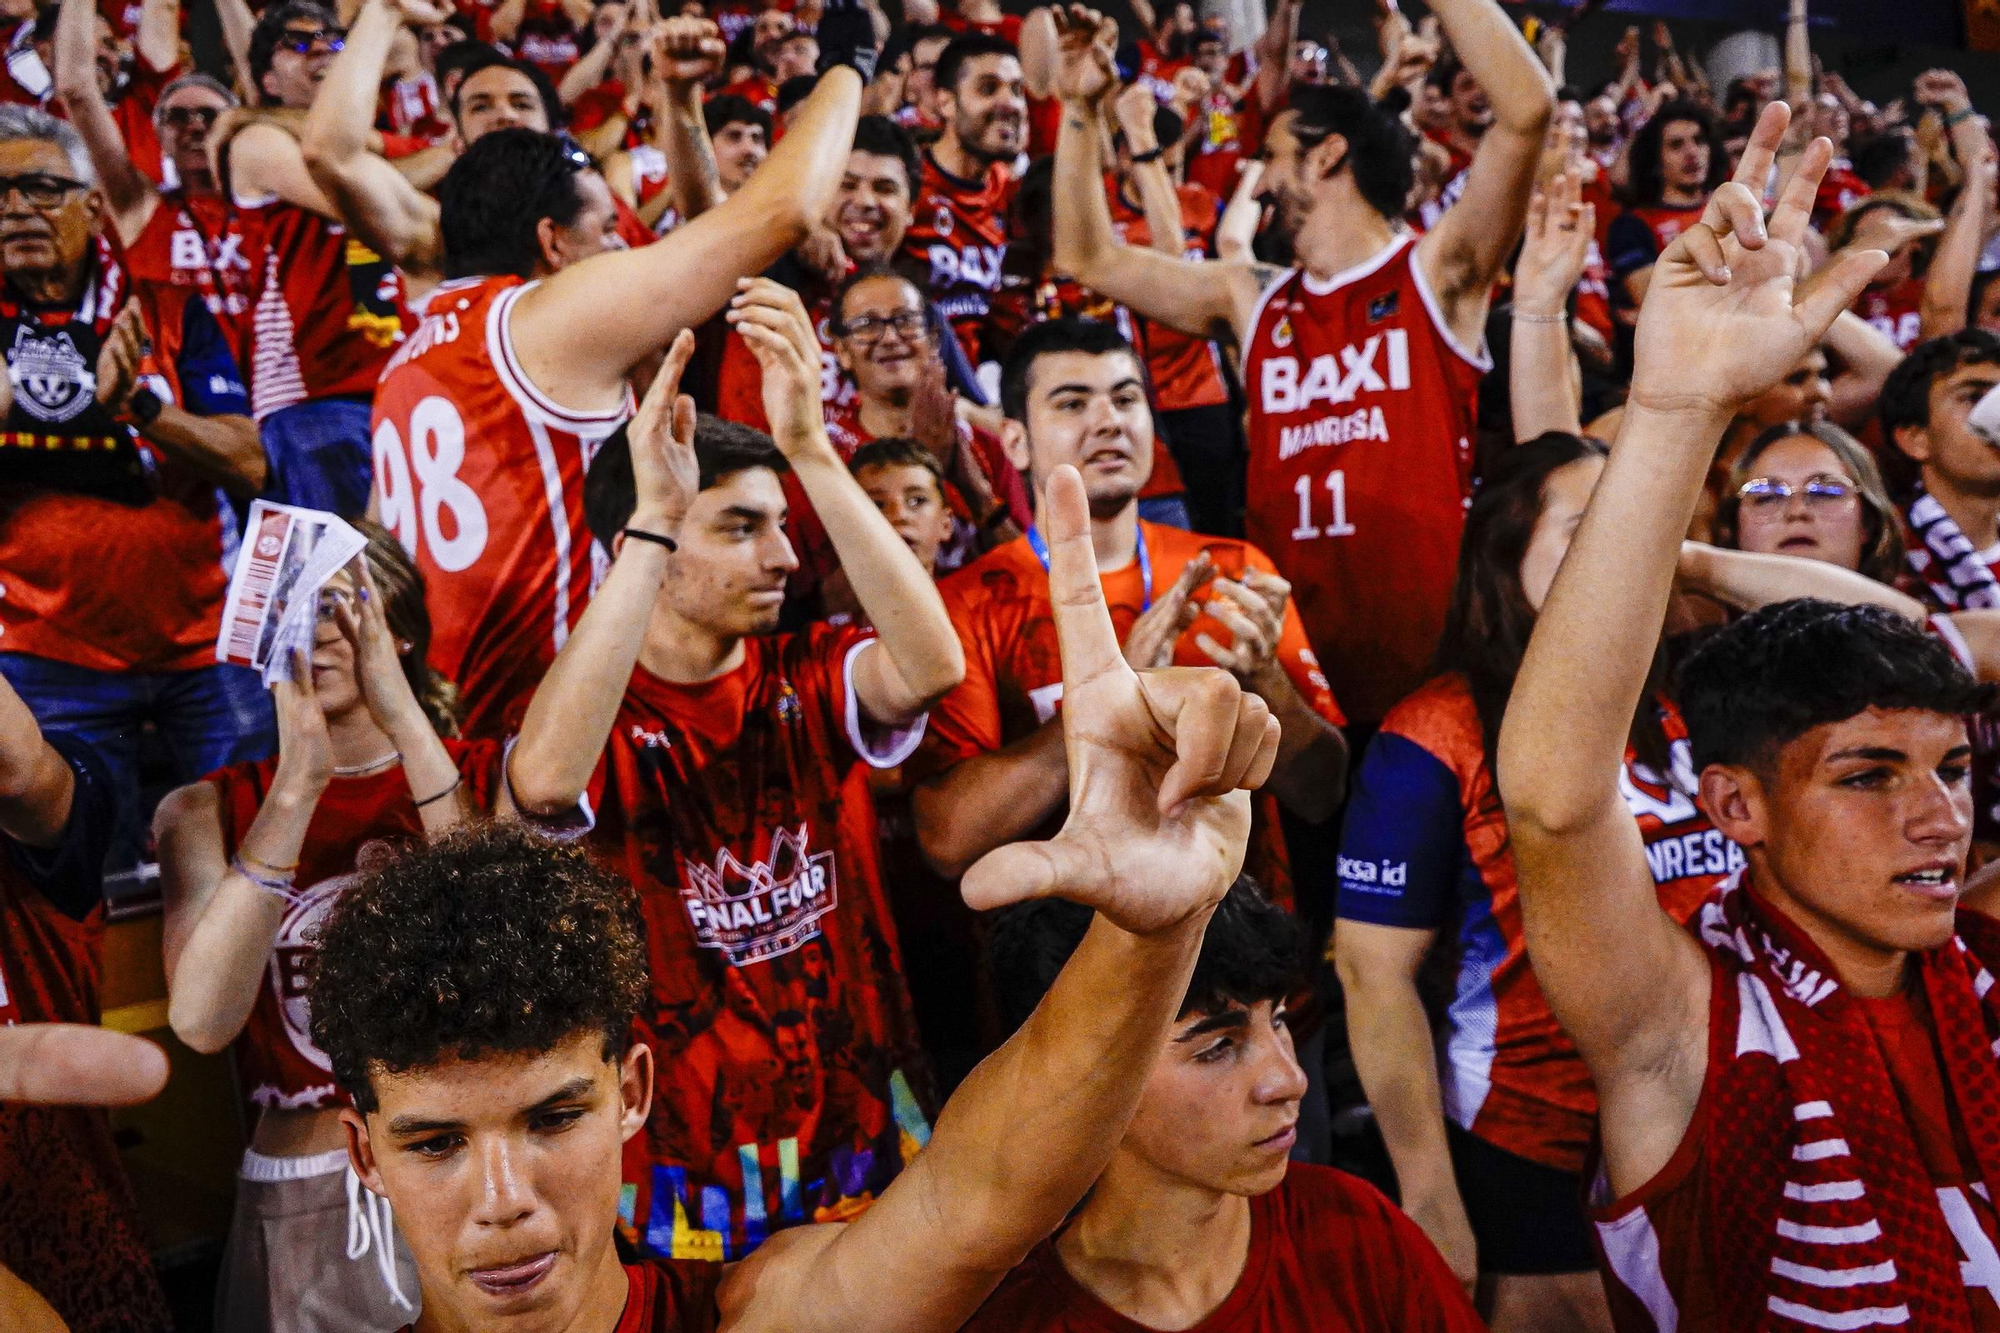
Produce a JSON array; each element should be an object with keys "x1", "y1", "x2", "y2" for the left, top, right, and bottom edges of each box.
[
  {"x1": 1335, "y1": 854, "x2": 1407, "y2": 895},
  {"x1": 1277, "y1": 407, "x2": 1389, "y2": 459},
  {"x1": 1260, "y1": 329, "x2": 1412, "y2": 414}
]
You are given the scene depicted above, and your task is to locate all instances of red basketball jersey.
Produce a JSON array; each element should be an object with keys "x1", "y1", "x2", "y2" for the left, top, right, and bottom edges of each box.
[
  {"x1": 1858, "y1": 277, "x2": 1928, "y2": 352},
  {"x1": 904, "y1": 152, "x2": 1014, "y2": 364},
  {"x1": 242, "y1": 200, "x2": 412, "y2": 417},
  {"x1": 1241, "y1": 235, "x2": 1487, "y2": 724},
  {"x1": 206, "y1": 742, "x2": 502, "y2": 1112},
  {"x1": 371, "y1": 275, "x2": 632, "y2": 739}
]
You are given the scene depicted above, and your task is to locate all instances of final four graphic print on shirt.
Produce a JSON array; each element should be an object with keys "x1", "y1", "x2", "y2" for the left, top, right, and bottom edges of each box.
[{"x1": 564, "y1": 623, "x2": 938, "y2": 1262}]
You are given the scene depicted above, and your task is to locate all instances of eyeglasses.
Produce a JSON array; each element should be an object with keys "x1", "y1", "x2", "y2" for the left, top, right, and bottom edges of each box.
[
  {"x1": 0, "y1": 173, "x2": 87, "y2": 208},
  {"x1": 1738, "y1": 474, "x2": 1858, "y2": 509},
  {"x1": 555, "y1": 134, "x2": 593, "y2": 169},
  {"x1": 839, "y1": 310, "x2": 928, "y2": 344},
  {"x1": 161, "y1": 105, "x2": 220, "y2": 130},
  {"x1": 277, "y1": 28, "x2": 345, "y2": 54}
]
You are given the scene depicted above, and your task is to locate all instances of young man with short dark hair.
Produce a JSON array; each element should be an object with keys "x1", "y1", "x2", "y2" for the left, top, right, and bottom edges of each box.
[
  {"x1": 963, "y1": 882, "x2": 1484, "y2": 1332},
  {"x1": 310, "y1": 443, "x2": 1282, "y2": 1330},
  {"x1": 1882, "y1": 329, "x2": 2000, "y2": 609},
  {"x1": 1496, "y1": 105, "x2": 2000, "y2": 1328}
]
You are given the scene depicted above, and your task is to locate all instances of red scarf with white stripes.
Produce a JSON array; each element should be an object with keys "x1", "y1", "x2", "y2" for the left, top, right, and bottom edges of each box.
[{"x1": 1700, "y1": 877, "x2": 2000, "y2": 1329}]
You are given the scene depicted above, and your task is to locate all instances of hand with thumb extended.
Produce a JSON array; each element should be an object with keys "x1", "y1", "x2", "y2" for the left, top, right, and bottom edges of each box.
[{"x1": 961, "y1": 466, "x2": 1278, "y2": 936}]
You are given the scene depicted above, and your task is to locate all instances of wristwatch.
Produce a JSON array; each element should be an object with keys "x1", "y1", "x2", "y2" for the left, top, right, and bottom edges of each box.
[{"x1": 128, "y1": 386, "x2": 163, "y2": 428}]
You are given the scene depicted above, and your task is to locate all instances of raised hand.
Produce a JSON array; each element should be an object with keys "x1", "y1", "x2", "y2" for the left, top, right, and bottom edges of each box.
[
  {"x1": 1122, "y1": 550, "x2": 1212, "y2": 670},
  {"x1": 0, "y1": 1024, "x2": 167, "y2": 1106},
  {"x1": 1915, "y1": 68, "x2": 1972, "y2": 119},
  {"x1": 1050, "y1": 3, "x2": 1119, "y2": 108},
  {"x1": 94, "y1": 301, "x2": 144, "y2": 413},
  {"x1": 626, "y1": 328, "x2": 700, "y2": 536},
  {"x1": 727, "y1": 278, "x2": 831, "y2": 458},
  {"x1": 390, "y1": 0, "x2": 454, "y2": 27},
  {"x1": 1113, "y1": 80, "x2": 1160, "y2": 150},
  {"x1": 331, "y1": 561, "x2": 430, "y2": 736},
  {"x1": 1514, "y1": 172, "x2": 1595, "y2": 318},
  {"x1": 271, "y1": 649, "x2": 334, "y2": 800},
  {"x1": 1846, "y1": 207, "x2": 1945, "y2": 256},
  {"x1": 964, "y1": 468, "x2": 1278, "y2": 936},
  {"x1": 1629, "y1": 101, "x2": 1887, "y2": 421},
  {"x1": 653, "y1": 15, "x2": 726, "y2": 87}
]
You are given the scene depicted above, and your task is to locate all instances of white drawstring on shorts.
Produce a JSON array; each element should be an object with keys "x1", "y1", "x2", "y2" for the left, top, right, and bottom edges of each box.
[{"x1": 346, "y1": 1164, "x2": 416, "y2": 1311}]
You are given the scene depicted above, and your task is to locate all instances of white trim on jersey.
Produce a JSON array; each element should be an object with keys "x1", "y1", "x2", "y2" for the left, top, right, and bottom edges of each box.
[
  {"x1": 840, "y1": 637, "x2": 928, "y2": 770},
  {"x1": 489, "y1": 282, "x2": 635, "y2": 434},
  {"x1": 524, "y1": 414, "x2": 578, "y2": 659},
  {"x1": 1407, "y1": 238, "x2": 1496, "y2": 373},
  {"x1": 1929, "y1": 614, "x2": 1976, "y2": 675},
  {"x1": 1245, "y1": 263, "x2": 1300, "y2": 349},
  {"x1": 1595, "y1": 1205, "x2": 1682, "y2": 1332},
  {"x1": 1298, "y1": 232, "x2": 1411, "y2": 298}
]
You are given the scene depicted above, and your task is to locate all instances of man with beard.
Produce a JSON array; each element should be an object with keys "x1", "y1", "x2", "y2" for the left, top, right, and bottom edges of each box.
[
  {"x1": 1051, "y1": 0, "x2": 1550, "y2": 729},
  {"x1": 903, "y1": 31, "x2": 1025, "y2": 367}
]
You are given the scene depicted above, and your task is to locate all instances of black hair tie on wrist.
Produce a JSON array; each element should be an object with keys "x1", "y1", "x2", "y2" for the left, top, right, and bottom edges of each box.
[{"x1": 623, "y1": 528, "x2": 679, "y2": 553}]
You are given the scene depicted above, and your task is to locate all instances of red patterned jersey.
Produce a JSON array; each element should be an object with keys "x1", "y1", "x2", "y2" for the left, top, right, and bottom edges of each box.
[
  {"x1": 1108, "y1": 178, "x2": 1229, "y2": 411},
  {"x1": 1336, "y1": 674, "x2": 1738, "y2": 1173},
  {"x1": 120, "y1": 191, "x2": 257, "y2": 369},
  {"x1": 381, "y1": 73, "x2": 451, "y2": 146},
  {"x1": 964, "y1": 1164, "x2": 1485, "y2": 1332},
  {"x1": 913, "y1": 521, "x2": 1342, "y2": 909},
  {"x1": 1858, "y1": 276, "x2": 1928, "y2": 351},
  {"x1": 904, "y1": 152, "x2": 1014, "y2": 364},
  {"x1": 567, "y1": 625, "x2": 935, "y2": 1260},
  {"x1": 241, "y1": 201, "x2": 412, "y2": 416},
  {"x1": 1186, "y1": 89, "x2": 1263, "y2": 200},
  {"x1": 1241, "y1": 236, "x2": 1487, "y2": 724},
  {"x1": 371, "y1": 275, "x2": 631, "y2": 738},
  {"x1": 0, "y1": 736, "x2": 173, "y2": 1333},
  {"x1": 205, "y1": 742, "x2": 502, "y2": 1113},
  {"x1": 1816, "y1": 160, "x2": 1871, "y2": 231},
  {"x1": 494, "y1": 0, "x2": 582, "y2": 82}
]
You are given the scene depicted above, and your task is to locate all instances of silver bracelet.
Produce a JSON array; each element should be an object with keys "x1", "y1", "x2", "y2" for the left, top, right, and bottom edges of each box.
[{"x1": 1511, "y1": 309, "x2": 1568, "y2": 325}]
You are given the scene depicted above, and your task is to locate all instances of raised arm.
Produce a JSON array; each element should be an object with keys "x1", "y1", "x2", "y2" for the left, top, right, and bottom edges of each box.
[
  {"x1": 726, "y1": 464, "x2": 1279, "y2": 1333},
  {"x1": 1497, "y1": 107, "x2": 1885, "y2": 1189},
  {"x1": 1214, "y1": 160, "x2": 1263, "y2": 264},
  {"x1": 299, "y1": 0, "x2": 446, "y2": 277},
  {"x1": 214, "y1": 0, "x2": 257, "y2": 101},
  {"x1": 1824, "y1": 308, "x2": 1904, "y2": 429},
  {"x1": 509, "y1": 53, "x2": 860, "y2": 413},
  {"x1": 651, "y1": 19, "x2": 726, "y2": 222},
  {"x1": 1678, "y1": 541, "x2": 1925, "y2": 619},
  {"x1": 505, "y1": 336, "x2": 699, "y2": 816},
  {"x1": 53, "y1": 0, "x2": 152, "y2": 238},
  {"x1": 134, "y1": 0, "x2": 180, "y2": 76},
  {"x1": 1415, "y1": 0, "x2": 1553, "y2": 347},
  {"x1": 1510, "y1": 173, "x2": 1591, "y2": 441},
  {"x1": 1251, "y1": 0, "x2": 1299, "y2": 114},
  {"x1": 1112, "y1": 82, "x2": 1185, "y2": 257},
  {"x1": 1050, "y1": 6, "x2": 1263, "y2": 344},
  {"x1": 1916, "y1": 70, "x2": 1992, "y2": 340},
  {"x1": 728, "y1": 279, "x2": 965, "y2": 721}
]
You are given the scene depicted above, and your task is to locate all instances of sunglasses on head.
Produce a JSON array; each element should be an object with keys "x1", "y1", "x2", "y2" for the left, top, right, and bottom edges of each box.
[{"x1": 278, "y1": 27, "x2": 344, "y2": 54}]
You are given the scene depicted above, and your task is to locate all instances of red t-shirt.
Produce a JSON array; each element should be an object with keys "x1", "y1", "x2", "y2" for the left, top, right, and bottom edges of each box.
[
  {"x1": 1108, "y1": 178, "x2": 1229, "y2": 411},
  {"x1": 913, "y1": 521, "x2": 1342, "y2": 910},
  {"x1": 904, "y1": 152, "x2": 1015, "y2": 365},
  {"x1": 121, "y1": 191, "x2": 258, "y2": 370},
  {"x1": 1240, "y1": 236, "x2": 1487, "y2": 724},
  {"x1": 565, "y1": 625, "x2": 936, "y2": 1261},
  {"x1": 940, "y1": 8, "x2": 1023, "y2": 42},
  {"x1": 713, "y1": 276, "x2": 854, "y2": 436},
  {"x1": 1185, "y1": 88, "x2": 1262, "y2": 204},
  {"x1": 1858, "y1": 276, "x2": 1928, "y2": 352},
  {"x1": 0, "y1": 32, "x2": 178, "y2": 184},
  {"x1": 495, "y1": 0, "x2": 583, "y2": 82},
  {"x1": 0, "y1": 736, "x2": 173, "y2": 1333},
  {"x1": 206, "y1": 742, "x2": 502, "y2": 1114},
  {"x1": 718, "y1": 74, "x2": 779, "y2": 113},
  {"x1": 371, "y1": 274, "x2": 631, "y2": 739},
  {"x1": 963, "y1": 1164, "x2": 1485, "y2": 1332}
]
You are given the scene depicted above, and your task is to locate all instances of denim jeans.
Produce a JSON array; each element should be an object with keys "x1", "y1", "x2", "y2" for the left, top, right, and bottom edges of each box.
[
  {"x1": 0, "y1": 652, "x2": 276, "y2": 872},
  {"x1": 260, "y1": 396, "x2": 375, "y2": 519}
]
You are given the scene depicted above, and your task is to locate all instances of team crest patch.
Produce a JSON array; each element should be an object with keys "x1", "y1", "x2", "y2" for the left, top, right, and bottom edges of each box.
[
  {"x1": 934, "y1": 206, "x2": 954, "y2": 236},
  {"x1": 681, "y1": 825, "x2": 837, "y2": 966},
  {"x1": 1367, "y1": 291, "x2": 1399, "y2": 323},
  {"x1": 9, "y1": 325, "x2": 96, "y2": 423},
  {"x1": 1271, "y1": 317, "x2": 1293, "y2": 349}
]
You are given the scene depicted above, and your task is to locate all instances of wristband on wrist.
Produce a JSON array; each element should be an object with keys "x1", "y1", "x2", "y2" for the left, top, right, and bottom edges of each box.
[
  {"x1": 414, "y1": 775, "x2": 461, "y2": 809},
  {"x1": 1948, "y1": 106, "x2": 1979, "y2": 129},
  {"x1": 232, "y1": 854, "x2": 309, "y2": 906},
  {"x1": 622, "y1": 527, "x2": 678, "y2": 553},
  {"x1": 1512, "y1": 308, "x2": 1567, "y2": 324},
  {"x1": 1129, "y1": 144, "x2": 1165, "y2": 164},
  {"x1": 128, "y1": 386, "x2": 163, "y2": 428}
]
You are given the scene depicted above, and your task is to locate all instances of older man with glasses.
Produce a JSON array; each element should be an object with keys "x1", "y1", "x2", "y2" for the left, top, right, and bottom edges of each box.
[{"x1": 0, "y1": 104, "x2": 271, "y2": 877}]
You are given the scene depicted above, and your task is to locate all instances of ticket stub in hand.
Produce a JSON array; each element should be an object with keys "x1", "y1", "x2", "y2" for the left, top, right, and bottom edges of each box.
[{"x1": 216, "y1": 501, "x2": 369, "y2": 685}]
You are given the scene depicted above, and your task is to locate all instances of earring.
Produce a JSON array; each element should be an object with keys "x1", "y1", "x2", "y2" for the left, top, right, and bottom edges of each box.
[{"x1": 397, "y1": 640, "x2": 414, "y2": 654}]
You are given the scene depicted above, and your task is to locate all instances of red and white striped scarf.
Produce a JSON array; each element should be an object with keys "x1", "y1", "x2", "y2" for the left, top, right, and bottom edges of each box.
[{"x1": 1698, "y1": 875, "x2": 2000, "y2": 1329}]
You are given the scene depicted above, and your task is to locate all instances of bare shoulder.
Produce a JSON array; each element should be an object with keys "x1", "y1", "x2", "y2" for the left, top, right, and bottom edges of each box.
[{"x1": 715, "y1": 1223, "x2": 844, "y2": 1332}]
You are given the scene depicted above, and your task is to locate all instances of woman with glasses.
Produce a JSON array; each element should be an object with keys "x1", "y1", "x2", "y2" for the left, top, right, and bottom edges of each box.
[
  {"x1": 1711, "y1": 420, "x2": 1908, "y2": 586},
  {"x1": 155, "y1": 527, "x2": 501, "y2": 1333}
]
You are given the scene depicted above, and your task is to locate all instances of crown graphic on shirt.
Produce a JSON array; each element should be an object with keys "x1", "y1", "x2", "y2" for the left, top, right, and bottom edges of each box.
[{"x1": 684, "y1": 824, "x2": 816, "y2": 904}]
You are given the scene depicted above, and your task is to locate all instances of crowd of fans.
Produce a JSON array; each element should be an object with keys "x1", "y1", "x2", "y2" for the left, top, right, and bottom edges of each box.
[{"x1": 3, "y1": 0, "x2": 2000, "y2": 1327}]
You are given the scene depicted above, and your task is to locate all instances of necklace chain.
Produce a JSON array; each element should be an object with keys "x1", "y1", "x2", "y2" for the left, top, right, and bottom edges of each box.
[{"x1": 332, "y1": 750, "x2": 401, "y2": 777}]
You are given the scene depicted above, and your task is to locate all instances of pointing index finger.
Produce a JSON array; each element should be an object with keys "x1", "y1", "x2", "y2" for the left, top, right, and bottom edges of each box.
[{"x1": 1043, "y1": 465, "x2": 1126, "y2": 686}]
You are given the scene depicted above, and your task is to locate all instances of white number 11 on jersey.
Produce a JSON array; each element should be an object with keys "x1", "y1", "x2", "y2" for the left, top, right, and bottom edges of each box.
[{"x1": 1291, "y1": 470, "x2": 1358, "y2": 541}]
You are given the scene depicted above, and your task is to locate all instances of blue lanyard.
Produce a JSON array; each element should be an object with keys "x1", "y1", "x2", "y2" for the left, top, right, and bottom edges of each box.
[{"x1": 1025, "y1": 522, "x2": 1152, "y2": 612}]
